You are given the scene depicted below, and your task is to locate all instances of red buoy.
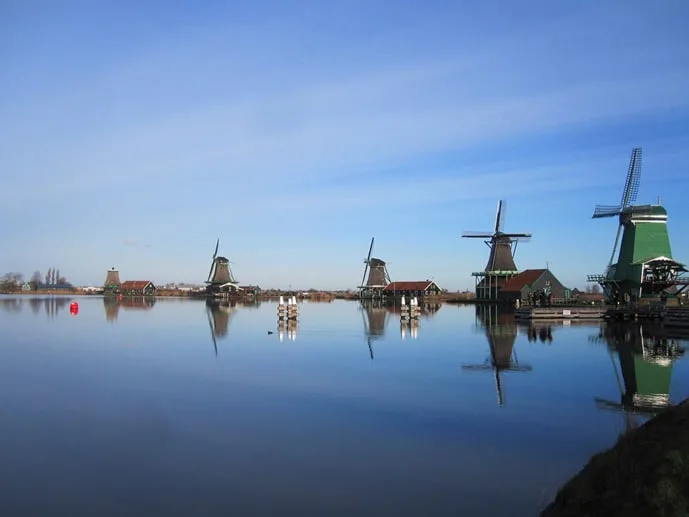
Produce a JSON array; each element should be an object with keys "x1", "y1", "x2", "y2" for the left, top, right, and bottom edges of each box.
[{"x1": 70, "y1": 301, "x2": 79, "y2": 315}]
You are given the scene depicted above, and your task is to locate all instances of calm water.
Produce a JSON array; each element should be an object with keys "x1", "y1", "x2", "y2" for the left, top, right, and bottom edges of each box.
[{"x1": 1, "y1": 295, "x2": 688, "y2": 517}]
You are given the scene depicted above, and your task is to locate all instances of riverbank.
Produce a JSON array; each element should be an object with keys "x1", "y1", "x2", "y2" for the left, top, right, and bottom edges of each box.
[{"x1": 541, "y1": 399, "x2": 689, "y2": 516}]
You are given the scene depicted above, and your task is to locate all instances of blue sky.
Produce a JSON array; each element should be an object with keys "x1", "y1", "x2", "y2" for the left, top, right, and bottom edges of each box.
[{"x1": 2, "y1": 0, "x2": 689, "y2": 290}]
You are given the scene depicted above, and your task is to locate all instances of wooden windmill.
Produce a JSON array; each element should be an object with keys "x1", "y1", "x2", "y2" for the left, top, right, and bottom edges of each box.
[
  {"x1": 462, "y1": 305, "x2": 532, "y2": 407},
  {"x1": 587, "y1": 148, "x2": 689, "y2": 303},
  {"x1": 358, "y1": 237, "x2": 391, "y2": 300},
  {"x1": 462, "y1": 200, "x2": 532, "y2": 300},
  {"x1": 205, "y1": 238, "x2": 239, "y2": 295}
]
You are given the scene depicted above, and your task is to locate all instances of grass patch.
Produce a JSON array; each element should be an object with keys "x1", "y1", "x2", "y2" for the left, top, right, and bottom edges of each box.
[{"x1": 541, "y1": 399, "x2": 689, "y2": 517}]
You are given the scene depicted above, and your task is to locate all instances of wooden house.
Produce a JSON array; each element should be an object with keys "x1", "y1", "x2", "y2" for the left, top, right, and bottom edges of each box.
[
  {"x1": 119, "y1": 280, "x2": 156, "y2": 296},
  {"x1": 497, "y1": 269, "x2": 569, "y2": 304},
  {"x1": 383, "y1": 280, "x2": 442, "y2": 298}
]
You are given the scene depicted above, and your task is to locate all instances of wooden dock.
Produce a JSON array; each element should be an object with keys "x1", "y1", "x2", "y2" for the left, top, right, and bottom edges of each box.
[
  {"x1": 515, "y1": 306, "x2": 606, "y2": 320},
  {"x1": 603, "y1": 305, "x2": 689, "y2": 327}
]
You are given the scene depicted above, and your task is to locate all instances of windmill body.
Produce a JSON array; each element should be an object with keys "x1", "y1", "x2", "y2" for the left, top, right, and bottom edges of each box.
[
  {"x1": 587, "y1": 148, "x2": 689, "y2": 304},
  {"x1": 358, "y1": 237, "x2": 391, "y2": 300},
  {"x1": 104, "y1": 267, "x2": 121, "y2": 293},
  {"x1": 462, "y1": 200, "x2": 532, "y2": 301},
  {"x1": 205, "y1": 239, "x2": 240, "y2": 296}
]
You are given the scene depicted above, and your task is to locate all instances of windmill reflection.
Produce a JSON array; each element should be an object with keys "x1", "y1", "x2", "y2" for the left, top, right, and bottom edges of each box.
[
  {"x1": 103, "y1": 296, "x2": 156, "y2": 323},
  {"x1": 592, "y1": 321, "x2": 685, "y2": 431},
  {"x1": 206, "y1": 299, "x2": 237, "y2": 355},
  {"x1": 463, "y1": 305, "x2": 532, "y2": 407},
  {"x1": 360, "y1": 300, "x2": 390, "y2": 359}
]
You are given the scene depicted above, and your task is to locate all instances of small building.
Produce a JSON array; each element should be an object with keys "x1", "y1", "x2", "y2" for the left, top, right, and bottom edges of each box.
[
  {"x1": 119, "y1": 280, "x2": 156, "y2": 296},
  {"x1": 497, "y1": 269, "x2": 569, "y2": 304},
  {"x1": 383, "y1": 280, "x2": 443, "y2": 298},
  {"x1": 238, "y1": 285, "x2": 261, "y2": 296}
]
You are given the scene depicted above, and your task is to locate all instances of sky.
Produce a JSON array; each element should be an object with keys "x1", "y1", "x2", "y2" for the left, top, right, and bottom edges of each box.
[{"x1": 1, "y1": 0, "x2": 689, "y2": 290}]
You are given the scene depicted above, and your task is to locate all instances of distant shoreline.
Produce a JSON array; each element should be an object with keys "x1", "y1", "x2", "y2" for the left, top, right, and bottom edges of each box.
[{"x1": 1, "y1": 289, "x2": 476, "y2": 302}]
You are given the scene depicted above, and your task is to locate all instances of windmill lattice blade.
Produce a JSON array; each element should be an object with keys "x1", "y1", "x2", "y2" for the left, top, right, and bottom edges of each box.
[
  {"x1": 494, "y1": 200, "x2": 504, "y2": 234},
  {"x1": 620, "y1": 147, "x2": 642, "y2": 207},
  {"x1": 592, "y1": 205, "x2": 622, "y2": 218},
  {"x1": 367, "y1": 237, "x2": 375, "y2": 261},
  {"x1": 207, "y1": 260, "x2": 215, "y2": 282},
  {"x1": 462, "y1": 231, "x2": 494, "y2": 238},
  {"x1": 495, "y1": 199, "x2": 507, "y2": 233},
  {"x1": 502, "y1": 233, "x2": 531, "y2": 238},
  {"x1": 213, "y1": 238, "x2": 219, "y2": 260}
]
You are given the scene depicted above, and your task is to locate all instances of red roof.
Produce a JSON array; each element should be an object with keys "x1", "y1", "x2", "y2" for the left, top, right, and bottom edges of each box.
[
  {"x1": 383, "y1": 280, "x2": 440, "y2": 292},
  {"x1": 499, "y1": 269, "x2": 546, "y2": 292},
  {"x1": 119, "y1": 280, "x2": 154, "y2": 290}
]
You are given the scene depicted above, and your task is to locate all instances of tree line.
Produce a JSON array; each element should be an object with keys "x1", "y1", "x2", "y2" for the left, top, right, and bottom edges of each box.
[{"x1": 0, "y1": 269, "x2": 71, "y2": 292}]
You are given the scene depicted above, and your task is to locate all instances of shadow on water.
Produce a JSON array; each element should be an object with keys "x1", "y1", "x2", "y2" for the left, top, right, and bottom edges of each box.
[
  {"x1": 462, "y1": 304, "x2": 532, "y2": 407},
  {"x1": 590, "y1": 320, "x2": 686, "y2": 433}
]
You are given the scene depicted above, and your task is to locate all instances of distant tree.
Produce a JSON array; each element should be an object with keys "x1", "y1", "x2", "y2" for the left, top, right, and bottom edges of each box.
[
  {"x1": 0, "y1": 272, "x2": 23, "y2": 292},
  {"x1": 586, "y1": 284, "x2": 601, "y2": 294}
]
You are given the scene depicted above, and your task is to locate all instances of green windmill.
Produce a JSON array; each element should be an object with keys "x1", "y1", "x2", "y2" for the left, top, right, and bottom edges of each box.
[{"x1": 587, "y1": 148, "x2": 689, "y2": 304}]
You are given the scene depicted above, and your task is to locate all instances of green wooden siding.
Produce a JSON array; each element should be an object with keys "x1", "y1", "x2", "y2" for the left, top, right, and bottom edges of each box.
[{"x1": 614, "y1": 221, "x2": 672, "y2": 283}]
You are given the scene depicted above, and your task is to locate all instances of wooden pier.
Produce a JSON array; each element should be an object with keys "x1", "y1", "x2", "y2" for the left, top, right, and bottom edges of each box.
[
  {"x1": 515, "y1": 306, "x2": 606, "y2": 320},
  {"x1": 400, "y1": 296, "x2": 421, "y2": 321},
  {"x1": 277, "y1": 296, "x2": 299, "y2": 321},
  {"x1": 604, "y1": 305, "x2": 689, "y2": 327}
]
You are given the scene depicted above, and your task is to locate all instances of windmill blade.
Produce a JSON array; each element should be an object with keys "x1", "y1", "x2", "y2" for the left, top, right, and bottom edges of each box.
[
  {"x1": 512, "y1": 236, "x2": 532, "y2": 243},
  {"x1": 360, "y1": 262, "x2": 369, "y2": 288},
  {"x1": 207, "y1": 259, "x2": 215, "y2": 283},
  {"x1": 593, "y1": 205, "x2": 623, "y2": 218},
  {"x1": 620, "y1": 147, "x2": 642, "y2": 207},
  {"x1": 360, "y1": 237, "x2": 374, "y2": 287},
  {"x1": 502, "y1": 233, "x2": 532, "y2": 238},
  {"x1": 213, "y1": 238, "x2": 219, "y2": 260},
  {"x1": 462, "y1": 231, "x2": 494, "y2": 238},
  {"x1": 494, "y1": 199, "x2": 505, "y2": 234},
  {"x1": 607, "y1": 223, "x2": 624, "y2": 268}
]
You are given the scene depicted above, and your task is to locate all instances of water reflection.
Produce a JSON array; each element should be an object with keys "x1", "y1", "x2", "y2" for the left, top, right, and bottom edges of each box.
[
  {"x1": 206, "y1": 300, "x2": 237, "y2": 355},
  {"x1": 103, "y1": 296, "x2": 156, "y2": 323},
  {"x1": 360, "y1": 300, "x2": 390, "y2": 359},
  {"x1": 0, "y1": 296, "x2": 72, "y2": 319},
  {"x1": 400, "y1": 319, "x2": 420, "y2": 341},
  {"x1": 385, "y1": 301, "x2": 441, "y2": 319},
  {"x1": 0, "y1": 297, "x2": 23, "y2": 313},
  {"x1": 592, "y1": 321, "x2": 686, "y2": 431},
  {"x1": 463, "y1": 305, "x2": 532, "y2": 407},
  {"x1": 278, "y1": 319, "x2": 298, "y2": 342}
]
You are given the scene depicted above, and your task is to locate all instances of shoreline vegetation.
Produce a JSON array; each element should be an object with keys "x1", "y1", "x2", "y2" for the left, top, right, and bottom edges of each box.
[
  {"x1": 0, "y1": 288, "x2": 479, "y2": 303},
  {"x1": 541, "y1": 399, "x2": 689, "y2": 516}
]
